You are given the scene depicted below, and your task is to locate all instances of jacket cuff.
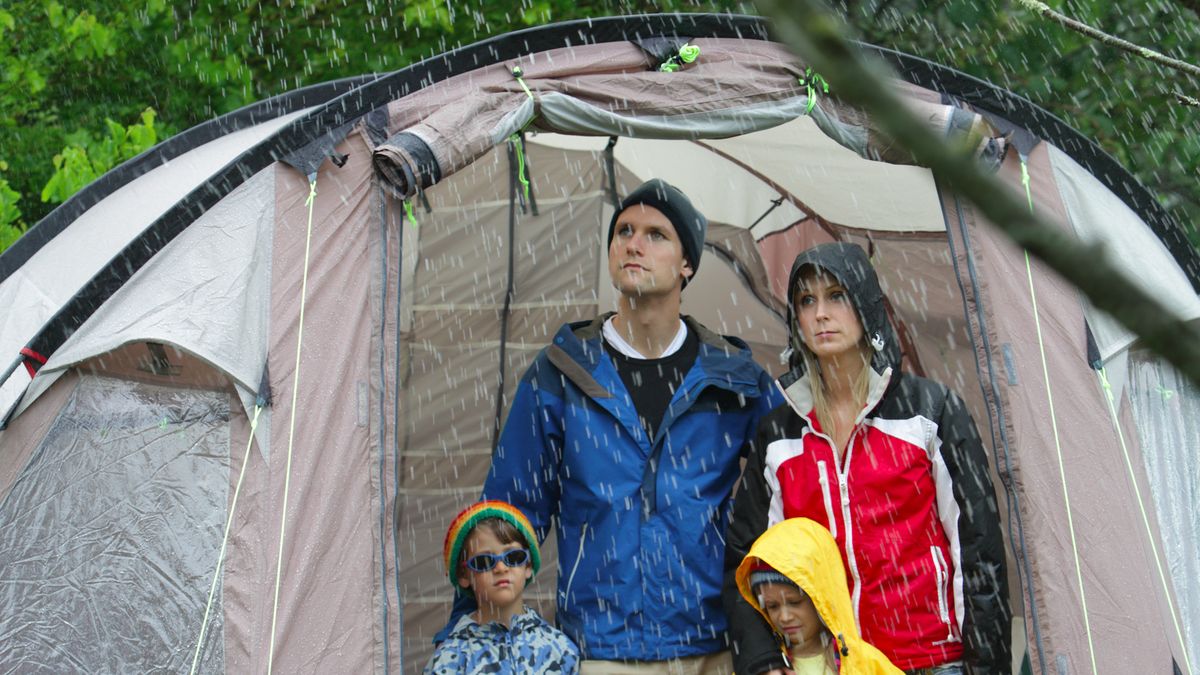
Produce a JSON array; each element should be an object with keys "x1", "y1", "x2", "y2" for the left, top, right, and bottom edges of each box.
[{"x1": 745, "y1": 651, "x2": 789, "y2": 675}]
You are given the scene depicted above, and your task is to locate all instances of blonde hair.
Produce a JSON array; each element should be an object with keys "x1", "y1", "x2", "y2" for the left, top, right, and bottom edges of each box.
[
  {"x1": 799, "y1": 342, "x2": 872, "y2": 435},
  {"x1": 792, "y1": 264, "x2": 875, "y2": 435}
]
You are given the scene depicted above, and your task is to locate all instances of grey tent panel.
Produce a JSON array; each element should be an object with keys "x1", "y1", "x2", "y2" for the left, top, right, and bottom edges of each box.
[{"x1": 0, "y1": 375, "x2": 230, "y2": 672}]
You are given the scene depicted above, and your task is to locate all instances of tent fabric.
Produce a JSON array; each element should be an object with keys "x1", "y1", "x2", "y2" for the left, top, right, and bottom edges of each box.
[
  {"x1": 965, "y1": 148, "x2": 1192, "y2": 674},
  {"x1": 0, "y1": 374, "x2": 232, "y2": 673},
  {"x1": 372, "y1": 39, "x2": 1005, "y2": 201},
  {"x1": 1128, "y1": 350, "x2": 1200, "y2": 662},
  {"x1": 0, "y1": 111, "x2": 308, "y2": 417},
  {"x1": 1046, "y1": 144, "x2": 1200, "y2": 362},
  {"x1": 258, "y1": 133, "x2": 385, "y2": 673},
  {"x1": 17, "y1": 169, "x2": 276, "y2": 422},
  {"x1": 0, "y1": 13, "x2": 1197, "y2": 675},
  {"x1": 531, "y1": 126, "x2": 949, "y2": 239},
  {"x1": 8, "y1": 15, "x2": 1195, "y2": 395}
]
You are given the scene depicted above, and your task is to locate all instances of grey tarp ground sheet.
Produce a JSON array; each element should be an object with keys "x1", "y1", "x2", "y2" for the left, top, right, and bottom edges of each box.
[{"x1": 1, "y1": 14, "x2": 1198, "y2": 675}]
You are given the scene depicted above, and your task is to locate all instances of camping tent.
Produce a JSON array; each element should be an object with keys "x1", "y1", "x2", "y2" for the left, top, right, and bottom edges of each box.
[{"x1": 1, "y1": 13, "x2": 1197, "y2": 675}]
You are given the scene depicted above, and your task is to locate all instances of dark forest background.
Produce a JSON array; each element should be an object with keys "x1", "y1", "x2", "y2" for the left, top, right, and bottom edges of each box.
[{"x1": 2, "y1": 0, "x2": 1197, "y2": 252}]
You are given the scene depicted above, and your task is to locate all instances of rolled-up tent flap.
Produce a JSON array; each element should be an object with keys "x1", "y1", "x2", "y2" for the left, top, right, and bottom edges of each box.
[
  {"x1": 370, "y1": 38, "x2": 1008, "y2": 198},
  {"x1": 372, "y1": 131, "x2": 442, "y2": 199}
]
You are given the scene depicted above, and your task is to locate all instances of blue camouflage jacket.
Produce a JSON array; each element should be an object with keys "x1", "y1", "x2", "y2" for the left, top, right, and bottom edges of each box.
[
  {"x1": 482, "y1": 314, "x2": 783, "y2": 660},
  {"x1": 424, "y1": 607, "x2": 579, "y2": 674}
]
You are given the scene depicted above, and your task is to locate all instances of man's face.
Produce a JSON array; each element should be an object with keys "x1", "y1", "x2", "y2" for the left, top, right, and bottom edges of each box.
[{"x1": 608, "y1": 204, "x2": 692, "y2": 299}]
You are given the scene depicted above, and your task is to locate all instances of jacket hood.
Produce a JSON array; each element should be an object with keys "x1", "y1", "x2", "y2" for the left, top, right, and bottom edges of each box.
[
  {"x1": 736, "y1": 518, "x2": 859, "y2": 651},
  {"x1": 735, "y1": 518, "x2": 903, "y2": 674},
  {"x1": 781, "y1": 243, "x2": 901, "y2": 388}
]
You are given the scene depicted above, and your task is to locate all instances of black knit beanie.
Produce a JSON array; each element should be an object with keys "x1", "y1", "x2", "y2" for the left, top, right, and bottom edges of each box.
[{"x1": 607, "y1": 179, "x2": 708, "y2": 284}]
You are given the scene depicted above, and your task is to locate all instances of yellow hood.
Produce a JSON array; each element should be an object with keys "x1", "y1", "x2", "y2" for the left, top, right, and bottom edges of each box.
[{"x1": 735, "y1": 518, "x2": 902, "y2": 675}]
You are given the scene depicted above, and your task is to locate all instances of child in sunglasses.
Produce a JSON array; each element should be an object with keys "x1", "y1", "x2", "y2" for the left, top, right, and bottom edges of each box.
[{"x1": 425, "y1": 500, "x2": 579, "y2": 674}]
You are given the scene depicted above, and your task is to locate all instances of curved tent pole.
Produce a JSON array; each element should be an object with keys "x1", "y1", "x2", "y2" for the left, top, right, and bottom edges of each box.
[
  {"x1": 0, "y1": 75, "x2": 379, "y2": 286},
  {"x1": 15, "y1": 14, "x2": 1196, "y2": 378}
]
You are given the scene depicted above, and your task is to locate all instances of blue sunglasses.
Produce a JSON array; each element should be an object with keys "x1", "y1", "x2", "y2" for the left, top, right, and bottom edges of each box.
[{"x1": 465, "y1": 548, "x2": 531, "y2": 572}]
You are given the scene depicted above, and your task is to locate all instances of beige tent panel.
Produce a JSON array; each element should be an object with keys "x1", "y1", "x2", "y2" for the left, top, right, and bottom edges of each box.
[{"x1": 967, "y1": 149, "x2": 1186, "y2": 673}]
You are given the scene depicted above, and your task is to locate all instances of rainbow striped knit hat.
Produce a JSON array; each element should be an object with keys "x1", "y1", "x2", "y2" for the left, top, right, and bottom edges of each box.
[{"x1": 442, "y1": 500, "x2": 541, "y2": 592}]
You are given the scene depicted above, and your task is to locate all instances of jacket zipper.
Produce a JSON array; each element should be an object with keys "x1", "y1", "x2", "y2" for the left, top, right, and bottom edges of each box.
[
  {"x1": 561, "y1": 522, "x2": 589, "y2": 611},
  {"x1": 816, "y1": 460, "x2": 838, "y2": 540},
  {"x1": 838, "y1": 427, "x2": 862, "y2": 624},
  {"x1": 930, "y1": 545, "x2": 956, "y2": 644}
]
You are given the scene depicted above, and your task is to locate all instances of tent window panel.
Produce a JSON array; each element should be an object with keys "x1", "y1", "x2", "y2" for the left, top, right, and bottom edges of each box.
[
  {"x1": 0, "y1": 374, "x2": 230, "y2": 673},
  {"x1": 1127, "y1": 351, "x2": 1200, "y2": 664}
]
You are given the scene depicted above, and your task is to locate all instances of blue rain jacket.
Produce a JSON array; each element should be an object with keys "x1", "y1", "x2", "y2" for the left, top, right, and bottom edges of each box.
[
  {"x1": 424, "y1": 607, "x2": 580, "y2": 674},
  {"x1": 483, "y1": 314, "x2": 783, "y2": 661}
]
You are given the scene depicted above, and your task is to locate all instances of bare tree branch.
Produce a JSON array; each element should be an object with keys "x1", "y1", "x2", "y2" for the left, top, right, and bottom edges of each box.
[
  {"x1": 1015, "y1": 0, "x2": 1200, "y2": 80},
  {"x1": 1177, "y1": 92, "x2": 1200, "y2": 107},
  {"x1": 756, "y1": 0, "x2": 1200, "y2": 389}
]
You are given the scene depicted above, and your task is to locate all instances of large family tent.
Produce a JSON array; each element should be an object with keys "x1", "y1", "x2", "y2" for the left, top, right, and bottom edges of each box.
[{"x1": 1, "y1": 13, "x2": 1197, "y2": 675}]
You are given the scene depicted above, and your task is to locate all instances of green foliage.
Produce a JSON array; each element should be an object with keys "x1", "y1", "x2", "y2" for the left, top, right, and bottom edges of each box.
[
  {"x1": 0, "y1": 174, "x2": 22, "y2": 250},
  {"x1": 0, "y1": 0, "x2": 748, "y2": 248},
  {"x1": 0, "y1": 0, "x2": 1196, "y2": 257},
  {"x1": 0, "y1": 2, "x2": 178, "y2": 239},
  {"x1": 0, "y1": 158, "x2": 25, "y2": 250},
  {"x1": 40, "y1": 108, "x2": 161, "y2": 205}
]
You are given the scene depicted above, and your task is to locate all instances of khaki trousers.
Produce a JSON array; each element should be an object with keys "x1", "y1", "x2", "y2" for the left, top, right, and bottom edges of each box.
[{"x1": 580, "y1": 651, "x2": 733, "y2": 675}]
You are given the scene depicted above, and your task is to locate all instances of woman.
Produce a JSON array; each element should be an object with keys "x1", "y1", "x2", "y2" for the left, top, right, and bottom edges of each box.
[{"x1": 723, "y1": 243, "x2": 1010, "y2": 675}]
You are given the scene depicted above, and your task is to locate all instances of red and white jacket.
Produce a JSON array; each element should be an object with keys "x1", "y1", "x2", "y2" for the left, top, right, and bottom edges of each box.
[
  {"x1": 722, "y1": 242, "x2": 1009, "y2": 675},
  {"x1": 725, "y1": 367, "x2": 1010, "y2": 674}
]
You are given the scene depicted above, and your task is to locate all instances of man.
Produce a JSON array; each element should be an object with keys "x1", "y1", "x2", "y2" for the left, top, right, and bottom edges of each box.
[{"x1": 445, "y1": 179, "x2": 783, "y2": 673}]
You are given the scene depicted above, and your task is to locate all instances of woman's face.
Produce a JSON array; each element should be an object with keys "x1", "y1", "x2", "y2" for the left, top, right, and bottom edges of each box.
[{"x1": 794, "y1": 268, "x2": 865, "y2": 361}]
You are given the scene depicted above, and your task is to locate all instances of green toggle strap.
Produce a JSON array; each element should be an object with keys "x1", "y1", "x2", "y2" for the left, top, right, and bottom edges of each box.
[
  {"x1": 509, "y1": 133, "x2": 531, "y2": 204},
  {"x1": 797, "y1": 67, "x2": 829, "y2": 115},
  {"x1": 511, "y1": 65, "x2": 534, "y2": 101},
  {"x1": 404, "y1": 199, "x2": 418, "y2": 228}
]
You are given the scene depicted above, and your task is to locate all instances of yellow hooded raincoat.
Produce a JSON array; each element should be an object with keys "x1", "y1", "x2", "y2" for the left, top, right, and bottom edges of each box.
[{"x1": 735, "y1": 518, "x2": 903, "y2": 675}]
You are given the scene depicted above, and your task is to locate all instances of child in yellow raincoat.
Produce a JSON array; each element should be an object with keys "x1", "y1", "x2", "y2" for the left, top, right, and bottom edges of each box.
[{"x1": 733, "y1": 518, "x2": 902, "y2": 675}]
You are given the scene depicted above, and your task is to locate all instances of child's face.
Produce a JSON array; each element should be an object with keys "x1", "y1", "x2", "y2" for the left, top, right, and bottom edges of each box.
[
  {"x1": 758, "y1": 582, "x2": 823, "y2": 649},
  {"x1": 457, "y1": 525, "x2": 532, "y2": 614}
]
